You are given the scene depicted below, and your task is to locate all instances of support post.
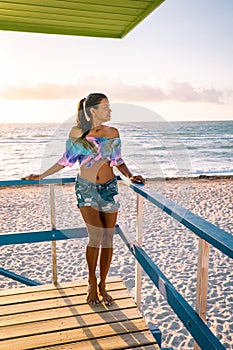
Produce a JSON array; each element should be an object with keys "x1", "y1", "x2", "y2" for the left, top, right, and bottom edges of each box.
[
  {"x1": 49, "y1": 184, "x2": 58, "y2": 284},
  {"x1": 135, "y1": 193, "x2": 143, "y2": 310},
  {"x1": 194, "y1": 238, "x2": 210, "y2": 350}
]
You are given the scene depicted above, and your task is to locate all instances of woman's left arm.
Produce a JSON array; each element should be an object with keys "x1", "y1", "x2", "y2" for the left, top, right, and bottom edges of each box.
[
  {"x1": 116, "y1": 163, "x2": 145, "y2": 184},
  {"x1": 110, "y1": 127, "x2": 145, "y2": 184}
]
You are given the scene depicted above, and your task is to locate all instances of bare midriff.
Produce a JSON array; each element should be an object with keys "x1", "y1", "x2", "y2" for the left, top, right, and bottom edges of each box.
[{"x1": 79, "y1": 160, "x2": 115, "y2": 184}]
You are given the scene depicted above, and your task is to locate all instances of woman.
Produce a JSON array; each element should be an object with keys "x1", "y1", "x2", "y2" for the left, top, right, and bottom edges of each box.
[{"x1": 23, "y1": 93, "x2": 145, "y2": 305}]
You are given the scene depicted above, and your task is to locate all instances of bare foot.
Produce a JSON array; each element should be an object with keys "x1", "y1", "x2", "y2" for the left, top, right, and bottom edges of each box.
[
  {"x1": 86, "y1": 282, "x2": 100, "y2": 305},
  {"x1": 98, "y1": 282, "x2": 113, "y2": 305}
]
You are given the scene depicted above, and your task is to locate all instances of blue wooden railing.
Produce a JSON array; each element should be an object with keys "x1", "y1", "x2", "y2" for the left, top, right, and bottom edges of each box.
[{"x1": 0, "y1": 177, "x2": 232, "y2": 350}]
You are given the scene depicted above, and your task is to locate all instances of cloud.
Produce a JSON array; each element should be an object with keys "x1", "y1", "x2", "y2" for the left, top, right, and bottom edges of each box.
[
  {"x1": 0, "y1": 78, "x2": 226, "y2": 104},
  {"x1": 166, "y1": 81, "x2": 225, "y2": 103},
  {"x1": 0, "y1": 82, "x2": 79, "y2": 99}
]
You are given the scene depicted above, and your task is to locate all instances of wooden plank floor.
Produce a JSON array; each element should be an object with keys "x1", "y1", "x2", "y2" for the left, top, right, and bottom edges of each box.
[{"x1": 0, "y1": 277, "x2": 160, "y2": 349}]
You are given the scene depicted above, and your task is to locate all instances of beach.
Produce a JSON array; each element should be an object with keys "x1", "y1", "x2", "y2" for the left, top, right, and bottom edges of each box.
[{"x1": 0, "y1": 177, "x2": 232, "y2": 349}]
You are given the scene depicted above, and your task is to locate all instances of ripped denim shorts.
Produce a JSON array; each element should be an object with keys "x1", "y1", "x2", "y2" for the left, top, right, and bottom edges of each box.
[{"x1": 75, "y1": 176, "x2": 120, "y2": 212}]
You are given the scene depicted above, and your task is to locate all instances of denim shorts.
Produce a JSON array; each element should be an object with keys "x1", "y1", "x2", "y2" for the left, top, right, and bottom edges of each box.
[{"x1": 75, "y1": 176, "x2": 120, "y2": 212}]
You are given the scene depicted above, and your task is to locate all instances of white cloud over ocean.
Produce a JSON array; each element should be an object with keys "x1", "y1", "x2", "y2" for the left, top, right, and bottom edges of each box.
[{"x1": 0, "y1": 77, "x2": 228, "y2": 104}]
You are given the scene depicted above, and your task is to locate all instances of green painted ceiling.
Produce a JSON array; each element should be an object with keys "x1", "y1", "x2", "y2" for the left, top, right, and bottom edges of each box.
[{"x1": 0, "y1": 0, "x2": 165, "y2": 38}]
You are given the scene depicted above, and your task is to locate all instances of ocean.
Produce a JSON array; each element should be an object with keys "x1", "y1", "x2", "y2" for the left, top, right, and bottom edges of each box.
[{"x1": 0, "y1": 120, "x2": 232, "y2": 181}]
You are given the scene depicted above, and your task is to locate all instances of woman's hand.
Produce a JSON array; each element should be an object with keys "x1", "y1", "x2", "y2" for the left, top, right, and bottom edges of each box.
[
  {"x1": 21, "y1": 174, "x2": 41, "y2": 181},
  {"x1": 130, "y1": 175, "x2": 145, "y2": 184},
  {"x1": 21, "y1": 163, "x2": 64, "y2": 181}
]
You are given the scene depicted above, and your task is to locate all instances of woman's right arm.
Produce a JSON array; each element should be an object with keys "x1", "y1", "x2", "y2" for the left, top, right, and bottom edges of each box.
[
  {"x1": 22, "y1": 163, "x2": 65, "y2": 181},
  {"x1": 22, "y1": 126, "x2": 82, "y2": 181}
]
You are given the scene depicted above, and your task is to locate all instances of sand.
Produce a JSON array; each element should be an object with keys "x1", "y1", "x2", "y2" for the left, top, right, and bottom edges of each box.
[{"x1": 0, "y1": 178, "x2": 232, "y2": 349}]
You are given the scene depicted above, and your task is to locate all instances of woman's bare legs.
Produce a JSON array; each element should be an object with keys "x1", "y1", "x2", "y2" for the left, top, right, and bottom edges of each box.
[
  {"x1": 98, "y1": 247, "x2": 113, "y2": 304},
  {"x1": 85, "y1": 246, "x2": 99, "y2": 304},
  {"x1": 98, "y1": 210, "x2": 117, "y2": 304},
  {"x1": 80, "y1": 206, "x2": 118, "y2": 305}
]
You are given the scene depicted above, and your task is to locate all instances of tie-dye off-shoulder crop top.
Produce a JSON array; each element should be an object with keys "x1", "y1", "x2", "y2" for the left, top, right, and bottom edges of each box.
[{"x1": 57, "y1": 136, "x2": 125, "y2": 169}]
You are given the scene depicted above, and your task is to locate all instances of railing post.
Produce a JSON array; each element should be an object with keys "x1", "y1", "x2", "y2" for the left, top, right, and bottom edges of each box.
[
  {"x1": 135, "y1": 193, "x2": 144, "y2": 310},
  {"x1": 49, "y1": 184, "x2": 58, "y2": 284},
  {"x1": 194, "y1": 238, "x2": 210, "y2": 350}
]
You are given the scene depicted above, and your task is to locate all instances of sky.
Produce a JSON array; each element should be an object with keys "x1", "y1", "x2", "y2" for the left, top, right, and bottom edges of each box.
[{"x1": 0, "y1": 0, "x2": 232, "y2": 123}]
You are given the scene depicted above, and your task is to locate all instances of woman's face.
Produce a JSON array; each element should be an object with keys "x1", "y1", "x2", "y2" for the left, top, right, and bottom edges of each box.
[{"x1": 91, "y1": 98, "x2": 111, "y2": 123}]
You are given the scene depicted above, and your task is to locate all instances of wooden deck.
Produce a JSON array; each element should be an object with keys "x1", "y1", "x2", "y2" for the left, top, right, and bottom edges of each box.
[{"x1": 0, "y1": 277, "x2": 159, "y2": 349}]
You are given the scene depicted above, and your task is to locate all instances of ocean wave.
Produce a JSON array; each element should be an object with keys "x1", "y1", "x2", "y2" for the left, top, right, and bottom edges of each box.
[
  {"x1": 1, "y1": 121, "x2": 233, "y2": 181},
  {"x1": 147, "y1": 173, "x2": 233, "y2": 181},
  {"x1": 0, "y1": 140, "x2": 48, "y2": 144}
]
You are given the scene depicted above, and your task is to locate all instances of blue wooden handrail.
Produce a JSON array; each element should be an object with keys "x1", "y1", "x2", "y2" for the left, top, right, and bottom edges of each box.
[
  {"x1": 0, "y1": 178, "x2": 76, "y2": 186},
  {"x1": 0, "y1": 227, "x2": 88, "y2": 245},
  {"x1": 127, "y1": 181, "x2": 233, "y2": 259},
  {"x1": 0, "y1": 177, "x2": 232, "y2": 259},
  {"x1": 0, "y1": 267, "x2": 42, "y2": 286}
]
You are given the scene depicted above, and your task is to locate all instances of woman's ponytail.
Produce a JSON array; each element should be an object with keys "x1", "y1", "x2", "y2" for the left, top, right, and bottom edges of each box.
[{"x1": 76, "y1": 97, "x2": 92, "y2": 138}]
